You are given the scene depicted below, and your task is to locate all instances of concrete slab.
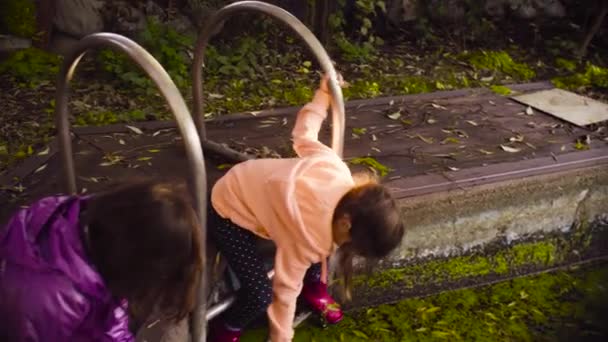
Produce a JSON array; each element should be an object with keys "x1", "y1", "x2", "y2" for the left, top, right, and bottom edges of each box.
[{"x1": 513, "y1": 88, "x2": 608, "y2": 127}]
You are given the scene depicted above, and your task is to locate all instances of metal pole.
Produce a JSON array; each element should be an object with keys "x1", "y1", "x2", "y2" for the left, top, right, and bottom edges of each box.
[
  {"x1": 54, "y1": 32, "x2": 209, "y2": 342},
  {"x1": 191, "y1": 0, "x2": 346, "y2": 157}
]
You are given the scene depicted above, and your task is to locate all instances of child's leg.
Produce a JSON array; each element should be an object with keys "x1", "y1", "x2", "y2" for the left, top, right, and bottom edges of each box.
[
  {"x1": 304, "y1": 262, "x2": 322, "y2": 283},
  {"x1": 208, "y1": 213, "x2": 272, "y2": 334},
  {"x1": 301, "y1": 261, "x2": 344, "y2": 324}
]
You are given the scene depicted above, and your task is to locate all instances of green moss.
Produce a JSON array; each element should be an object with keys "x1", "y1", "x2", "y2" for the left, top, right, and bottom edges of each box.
[
  {"x1": 552, "y1": 63, "x2": 608, "y2": 90},
  {"x1": 465, "y1": 50, "x2": 536, "y2": 81},
  {"x1": 0, "y1": 48, "x2": 61, "y2": 88},
  {"x1": 241, "y1": 265, "x2": 608, "y2": 341},
  {"x1": 555, "y1": 58, "x2": 577, "y2": 72},
  {"x1": 490, "y1": 85, "x2": 512, "y2": 96},
  {"x1": 73, "y1": 109, "x2": 147, "y2": 127},
  {"x1": 0, "y1": 0, "x2": 37, "y2": 38},
  {"x1": 355, "y1": 240, "x2": 560, "y2": 291}
]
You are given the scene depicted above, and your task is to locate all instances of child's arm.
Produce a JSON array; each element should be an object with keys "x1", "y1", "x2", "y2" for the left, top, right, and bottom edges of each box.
[
  {"x1": 291, "y1": 76, "x2": 340, "y2": 157},
  {"x1": 267, "y1": 246, "x2": 310, "y2": 342}
]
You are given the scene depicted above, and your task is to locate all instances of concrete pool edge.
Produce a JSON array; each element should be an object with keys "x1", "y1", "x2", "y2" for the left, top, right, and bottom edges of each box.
[{"x1": 342, "y1": 164, "x2": 608, "y2": 309}]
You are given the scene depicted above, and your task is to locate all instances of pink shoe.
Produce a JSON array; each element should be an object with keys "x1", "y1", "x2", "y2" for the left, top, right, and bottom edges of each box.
[
  {"x1": 208, "y1": 320, "x2": 242, "y2": 342},
  {"x1": 301, "y1": 281, "x2": 344, "y2": 324}
]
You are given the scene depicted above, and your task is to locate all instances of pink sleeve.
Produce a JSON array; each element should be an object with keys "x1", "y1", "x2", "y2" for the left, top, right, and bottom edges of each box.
[
  {"x1": 291, "y1": 89, "x2": 334, "y2": 157},
  {"x1": 267, "y1": 246, "x2": 309, "y2": 342}
]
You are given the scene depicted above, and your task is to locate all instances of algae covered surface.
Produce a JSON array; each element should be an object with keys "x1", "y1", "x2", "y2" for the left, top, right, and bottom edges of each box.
[{"x1": 241, "y1": 263, "x2": 608, "y2": 341}]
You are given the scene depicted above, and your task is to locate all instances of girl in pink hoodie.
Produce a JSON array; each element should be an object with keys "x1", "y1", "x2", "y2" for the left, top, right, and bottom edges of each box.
[{"x1": 208, "y1": 76, "x2": 405, "y2": 342}]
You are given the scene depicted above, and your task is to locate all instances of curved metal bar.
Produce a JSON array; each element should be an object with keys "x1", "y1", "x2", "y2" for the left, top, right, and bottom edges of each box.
[
  {"x1": 192, "y1": 0, "x2": 346, "y2": 157},
  {"x1": 54, "y1": 32, "x2": 209, "y2": 341}
]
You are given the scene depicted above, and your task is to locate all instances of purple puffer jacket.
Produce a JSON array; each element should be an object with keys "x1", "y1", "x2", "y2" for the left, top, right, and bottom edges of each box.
[{"x1": 0, "y1": 195, "x2": 134, "y2": 341}]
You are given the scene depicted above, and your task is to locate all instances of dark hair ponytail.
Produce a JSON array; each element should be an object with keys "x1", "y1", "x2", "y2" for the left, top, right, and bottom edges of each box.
[
  {"x1": 332, "y1": 179, "x2": 405, "y2": 301},
  {"x1": 335, "y1": 242, "x2": 356, "y2": 302}
]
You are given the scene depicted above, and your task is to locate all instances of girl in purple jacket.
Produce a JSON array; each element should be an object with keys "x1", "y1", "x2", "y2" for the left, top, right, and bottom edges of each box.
[{"x1": 0, "y1": 179, "x2": 203, "y2": 341}]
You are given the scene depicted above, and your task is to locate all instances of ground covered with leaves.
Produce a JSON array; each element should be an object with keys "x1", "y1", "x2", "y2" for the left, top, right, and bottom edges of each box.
[
  {"x1": 239, "y1": 263, "x2": 608, "y2": 341},
  {"x1": 0, "y1": 13, "x2": 606, "y2": 173}
]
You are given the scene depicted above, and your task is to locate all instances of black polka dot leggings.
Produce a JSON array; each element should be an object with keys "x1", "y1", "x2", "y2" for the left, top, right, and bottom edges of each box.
[{"x1": 208, "y1": 208, "x2": 322, "y2": 329}]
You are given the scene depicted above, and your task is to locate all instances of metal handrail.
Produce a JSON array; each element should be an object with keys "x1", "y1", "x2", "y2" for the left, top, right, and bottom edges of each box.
[
  {"x1": 54, "y1": 32, "x2": 209, "y2": 342},
  {"x1": 191, "y1": 0, "x2": 346, "y2": 157}
]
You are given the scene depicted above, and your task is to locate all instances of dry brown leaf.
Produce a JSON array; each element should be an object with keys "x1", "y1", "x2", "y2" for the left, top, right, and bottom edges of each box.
[
  {"x1": 126, "y1": 125, "x2": 143, "y2": 135},
  {"x1": 416, "y1": 134, "x2": 434, "y2": 144},
  {"x1": 500, "y1": 144, "x2": 521, "y2": 153}
]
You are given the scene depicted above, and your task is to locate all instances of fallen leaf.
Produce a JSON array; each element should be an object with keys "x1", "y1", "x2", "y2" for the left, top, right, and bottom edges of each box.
[
  {"x1": 371, "y1": 147, "x2": 381, "y2": 153},
  {"x1": 447, "y1": 166, "x2": 460, "y2": 171},
  {"x1": 217, "y1": 164, "x2": 233, "y2": 170},
  {"x1": 389, "y1": 100, "x2": 395, "y2": 106},
  {"x1": 100, "y1": 162, "x2": 114, "y2": 166},
  {"x1": 574, "y1": 141, "x2": 589, "y2": 150},
  {"x1": 509, "y1": 134, "x2": 524, "y2": 142},
  {"x1": 466, "y1": 120, "x2": 478, "y2": 126},
  {"x1": 208, "y1": 93, "x2": 225, "y2": 99},
  {"x1": 489, "y1": 100, "x2": 496, "y2": 105},
  {"x1": 479, "y1": 149, "x2": 494, "y2": 155},
  {"x1": 416, "y1": 134, "x2": 434, "y2": 144},
  {"x1": 441, "y1": 137, "x2": 460, "y2": 144},
  {"x1": 34, "y1": 164, "x2": 47, "y2": 173},
  {"x1": 527, "y1": 122, "x2": 536, "y2": 128},
  {"x1": 148, "y1": 149, "x2": 160, "y2": 153},
  {"x1": 371, "y1": 134, "x2": 378, "y2": 141},
  {"x1": 454, "y1": 129, "x2": 469, "y2": 138},
  {"x1": 560, "y1": 145, "x2": 566, "y2": 151},
  {"x1": 525, "y1": 142, "x2": 537, "y2": 149},
  {"x1": 348, "y1": 157, "x2": 393, "y2": 177},
  {"x1": 352, "y1": 128, "x2": 367, "y2": 135},
  {"x1": 500, "y1": 144, "x2": 521, "y2": 153},
  {"x1": 431, "y1": 103, "x2": 447, "y2": 110},
  {"x1": 387, "y1": 111, "x2": 402, "y2": 120},
  {"x1": 427, "y1": 118, "x2": 437, "y2": 124},
  {"x1": 137, "y1": 157, "x2": 152, "y2": 161},
  {"x1": 119, "y1": 139, "x2": 126, "y2": 145},
  {"x1": 37, "y1": 146, "x2": 50, "y2": 156},
  {"x1": 525, "y1": 106, "x2": 534, "y2": 115},
  {"x1": 126, "y1": 125, "x2": 143, "y2": 135},
  {"x1": 401, "y1": 119, "x2": 413, "y2": 126}
]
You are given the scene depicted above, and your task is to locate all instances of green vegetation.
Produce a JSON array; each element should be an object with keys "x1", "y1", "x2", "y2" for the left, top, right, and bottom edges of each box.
[
  {"x1": 0, "y1": 0, "x2": 37, "y2": 38},
  {"x1": 490, "y1": 85, "x2": 512, "y2": 96},
  {"x1": 464, "y1": 50, "x2": 536, "y2": 81},
  {"x1": 348, "y1": 157, "x2": 393, "y2": 177},
  {"x1": 552, "y1": 63, "x2": 608, "y2": 91},
  {"x1": 355, "y1": 240, "x2": 558, "y2": 290},
  {"x1": 0, "y1": 48, "x2": 61, "y2": 88},
  {"x1": 98, "y1": 17, "x2": 194, "y2": 91},
  {"x1": 240, "y1": 264, "x2": 608, "y2": 341}
]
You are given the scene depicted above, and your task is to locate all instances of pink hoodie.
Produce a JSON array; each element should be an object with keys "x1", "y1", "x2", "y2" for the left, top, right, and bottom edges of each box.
[{"x1": 211, "y1": 89, "x2": 354, "y2": 341}]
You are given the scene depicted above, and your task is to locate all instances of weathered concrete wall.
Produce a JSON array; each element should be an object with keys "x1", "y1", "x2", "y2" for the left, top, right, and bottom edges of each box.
[{"x1": 389, "y1": 165, "x2": 608, "y2": 262}]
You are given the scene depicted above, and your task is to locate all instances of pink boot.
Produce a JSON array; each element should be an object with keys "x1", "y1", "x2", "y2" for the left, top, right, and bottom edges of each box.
[
  {"x1": 208, "y1": 320, "x2": 242, "y2": 342},
  {"x1": 301, "y1": 281, "x2": 344, "y2": 324}
]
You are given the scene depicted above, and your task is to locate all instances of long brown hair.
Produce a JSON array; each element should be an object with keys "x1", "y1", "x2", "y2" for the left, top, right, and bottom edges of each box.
[
  {"x1": 82, "y1": 178, "x2": 203, "y2": 325},
  {"x1": 332, "y1": 174, "x2": 404, "y2": 300}
]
